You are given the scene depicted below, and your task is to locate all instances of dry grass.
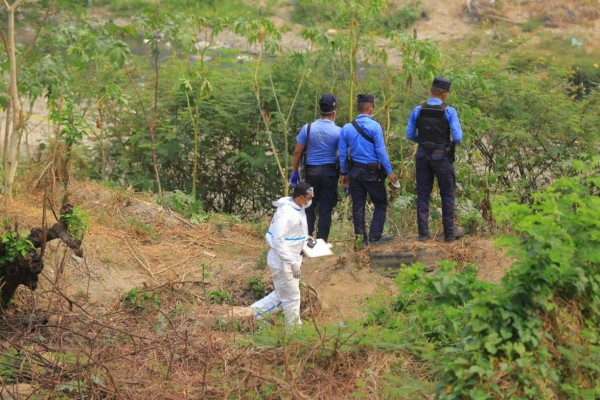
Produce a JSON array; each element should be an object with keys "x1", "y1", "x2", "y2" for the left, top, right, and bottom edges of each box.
[
  {"x1": 0, "y1": 177, "x2": 425, "y2": 399},
  {"x1": 525, "y1": 0, "x2": 600, "y2": 26},
  {"x1": 0, "y1": 170, "x2": 515, "y2": 398}
]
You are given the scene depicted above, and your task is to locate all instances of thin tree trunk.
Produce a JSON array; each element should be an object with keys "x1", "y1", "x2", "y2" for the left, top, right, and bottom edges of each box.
[
  {"x1": 4, "y1": 3, "x2": 25, "y2": 196},
  {"x1": 3, "y1": 99, "x2": 11, "y2": 165},
  {"x1": 150, "y1": 33, "x2": 162, "y2": 195}
]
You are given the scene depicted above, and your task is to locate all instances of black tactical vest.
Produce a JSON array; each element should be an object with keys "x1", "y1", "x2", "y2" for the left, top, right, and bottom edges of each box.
[{"x1": 416, "y1": 102, "x2": 450, "y2": 144}]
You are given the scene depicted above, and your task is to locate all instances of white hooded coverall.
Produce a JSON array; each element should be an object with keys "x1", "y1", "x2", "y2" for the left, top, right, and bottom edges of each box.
[{"x1": 251, "y1": 196, "x2": 308, "y2": 326}]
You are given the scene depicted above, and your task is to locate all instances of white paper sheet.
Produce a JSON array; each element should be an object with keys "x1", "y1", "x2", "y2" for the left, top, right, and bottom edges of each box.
[{"x1": 302, "y1": 238, "x2": 333, "y2": 258}]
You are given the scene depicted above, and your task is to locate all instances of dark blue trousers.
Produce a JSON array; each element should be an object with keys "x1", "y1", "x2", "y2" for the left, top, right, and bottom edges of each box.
[
  {"x1": 415, "y1": 147, "x2": 456, "y2": 237},
  {"x1": 305, "y1": 165, "x2": 339, "y2": 241},
  {"x1": 348, "y1": 166, "x2": 388, "y2": 243}
]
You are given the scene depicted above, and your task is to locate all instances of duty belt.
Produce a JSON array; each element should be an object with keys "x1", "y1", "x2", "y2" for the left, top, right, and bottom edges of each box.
[
  {"x1": 352, "y1": 161, "x2": 381, "y2": 170},
  {"x1": 306, "y1": 163, "x2": 337, "y2": 168},
  {"x1": 419, "y1": 141, "x2": 448, "y2": 150},
  {"x1": 351, "y1": 161, "x2": 371, "y2": 169}
]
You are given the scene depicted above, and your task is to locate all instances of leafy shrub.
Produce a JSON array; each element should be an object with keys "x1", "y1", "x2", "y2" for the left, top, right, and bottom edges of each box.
[
  {"x1": 363, "y1": 261, "x2": 493, "y2": 351},
  {"x1": 157, "y1": 190, "x2": 207, "y2": 224},
  {"x1": 457, "y1": 199, "x2": 484, "y2": 234},
  {"x1": 438, "y1": 159, "x2": 600, "y2": 399},
  {"x1": 290, "y1": 0, "x2": 423, "y2": 30},
  {"x1": 122, "y1": 288, "x2": 161, "y2": 313},
  {"x1": 247, "y1": 275, "x2": 267, "y2": 299},
  {"x1": 379, "y1": 1, "x2": 423, "y2": 31},
  {"x1": 208, "y1": 290, "x2": 233, "y2": 305},
  {"x1": 0, "y1": 229, "x2": 34, "y2": 265},
  {"x1": 0, "y1": 349, "x2": 24, "y2": 382},
  {"x1": 119, "y1": 216, "x2": 154, "y2": 238},
  {"x1": 61, "y1": 205, "x2": 91, "y2": 240}
]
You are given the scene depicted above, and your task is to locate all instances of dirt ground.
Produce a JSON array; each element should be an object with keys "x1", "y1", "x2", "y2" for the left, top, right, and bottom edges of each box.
[{"x1": 3, "y1": 178, "x2": 514, "y2": 325}]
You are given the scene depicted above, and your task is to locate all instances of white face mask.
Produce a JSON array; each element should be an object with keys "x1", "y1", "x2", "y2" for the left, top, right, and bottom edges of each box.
[{"x1": 303, "y1": 199, "x2": 312, "y2": 209}]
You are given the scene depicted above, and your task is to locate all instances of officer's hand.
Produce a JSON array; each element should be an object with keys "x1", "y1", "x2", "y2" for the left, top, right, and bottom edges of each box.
[
  {"x1": 388, "y1": 172, "x2": 398, "y2": 185},
  {"x1": 290, "y1": 171, "x2": 300, "y2": 187},
  {"x1": 341, "y1": 175, "x2": 350, "y2": 188},
  {"x1": 291, "y1": 264, "x2": 301, "y2": 279}
]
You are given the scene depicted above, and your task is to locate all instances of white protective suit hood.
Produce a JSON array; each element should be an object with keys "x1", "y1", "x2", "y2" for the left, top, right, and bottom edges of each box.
[{"x1": 265, "y1": 196, "x2": 308, "y2": 269}]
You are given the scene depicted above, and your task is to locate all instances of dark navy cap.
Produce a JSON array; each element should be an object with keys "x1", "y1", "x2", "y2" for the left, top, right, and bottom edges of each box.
[
  {"x1": 357, "y1": 93, "x2": 375, "y2": 104},
  {"x1": 432, "y1": 77, "x2": 451, "y2": 91},
  {"x1": 319, "y1": 93, "x2": 337, "y2": 114}
]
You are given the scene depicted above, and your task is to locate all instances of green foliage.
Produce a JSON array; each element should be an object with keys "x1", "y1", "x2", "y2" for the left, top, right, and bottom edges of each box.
[
  {"x1": 291, "y1": 0, "x2": 423, "y2": 31},
  {"x1": 49, "y1": 98, "x2": 90, "y2": 147},
  {"x1": 379, "y1": 0, "x2": 423, "y2": 31},
  {"x1": 122, "y1": 288, "x2": 161, "y2": 313},
  {"x1": 520, "y1": 17, "x2": 544, "y2": 33},
  {"x1": 119, "y1": 216, "x2": 154, "y2": 238},
  {"x1": 100, "y1": 0, "x2": 260, "y2": 18},
  {"x1": 0, "y1": 349, "x2": 23, "y2": 382},
  {"x1": 247, "y1": 275, "x2": 267, "y2": 299},
  {"x1": 453, "y1": 53, "x2": 600, "y2": 210},
  {"x1": 57, "y1": 380, "x2": 88, "y2": 394},
  {"x1": 207, "y1": 290, "x2": 233, "y2": 305},
  {"x1": 201, "y1": 262, "x2": 212, "y2": 282},
  {"x1": 0, "y1": 229, "x2": 35, "y2": 266},
  {"x1": 157, "y1": 190, "x2": 207, "y2": 224},
  {"x1": 61, "y1": 206, "x2": 91, "y2": 240},
  {"x1": 363, "y1": 262, "x2": 493, "y2": 352},
  {"x1": 438, "y1": 160, "x2": 600, "y2": 399},
  {"x1": 457, "y1": 199, "x2": 484, "y2": 234}
]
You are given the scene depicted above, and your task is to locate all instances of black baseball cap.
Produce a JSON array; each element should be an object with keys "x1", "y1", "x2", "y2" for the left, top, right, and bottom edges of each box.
[
  {"x1": 357, "y1": 93, "x2": 375, "y2": 105},
  {"x1": 432, "y1": 77, "x2": 451, "y2": 91},
  {"x1": 319, "y1": 93, "x2": 337, "y2": 114}
]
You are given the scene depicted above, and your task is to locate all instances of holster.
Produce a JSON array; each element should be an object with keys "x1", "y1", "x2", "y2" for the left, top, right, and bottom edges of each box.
[
  {"x1": 367, "y1": 162, "x2": 381, "y2": 172},
  {"x1": 448, "y1": 142, "x2": 456, "y2": 164},
  {"x1": 347, "y1": 155, "x2": 353, "y2": 170}
]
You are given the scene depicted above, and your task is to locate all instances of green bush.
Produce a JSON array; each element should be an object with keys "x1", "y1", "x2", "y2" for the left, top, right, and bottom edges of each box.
[
  {"x1": 247, "y1": 275, "x2": 267, "y2": 299},
  {"x1": 122, "y1": 288, "x2": 161, "y2": 313},
  {"x1": 0, "y1": 230, "x2": 34, "y2": 266},
  {"x1": 363, "y1": 261, "x2": 493, "y2": 352},
  {"x1": 208, "y1": 290, "x2": 233, "y2": 305},
  {"x1": 438, "y1": 159, "x2": 600, "y2": 399},
  {"x1": 61, "y1": 205, "x2": 91, "y2": 240},
  {"x1": 98, "y1": 0, "x2": 258, "y2": 18},
  {"x1": 157, "y1": 190, "x2": 207, "y2": 224},
  {"x1": 379, "y1": 1, "x2": 423, "y2": 31}
]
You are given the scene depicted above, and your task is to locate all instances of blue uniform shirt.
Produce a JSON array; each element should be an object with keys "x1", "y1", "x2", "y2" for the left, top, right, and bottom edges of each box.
[
  {"x1": 339, "y1": 114, "x2": 393, "y2": 174},
  {"x1": 296, "y1": 119, "x2": 341, "y2": 165},
  {"x1": 405, "y1": 98, "x2": 463, "y2": 144}
]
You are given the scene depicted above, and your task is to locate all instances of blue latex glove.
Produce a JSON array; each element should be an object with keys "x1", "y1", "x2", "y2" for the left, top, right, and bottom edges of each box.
[{"x1": 290, "y1": 171, "x2": 300, "y2": 187}]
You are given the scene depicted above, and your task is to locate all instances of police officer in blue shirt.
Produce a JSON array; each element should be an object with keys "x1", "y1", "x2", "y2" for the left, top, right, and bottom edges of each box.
[
  {"x1": 339, "y1": 94, "x2": 398, "y2": 247},
  {"x1": 405, "y1": 77, "x2": 465, "y2": 242},
  {"x1": 290, "y1": 94, "x2": 342, "y2": 242}
]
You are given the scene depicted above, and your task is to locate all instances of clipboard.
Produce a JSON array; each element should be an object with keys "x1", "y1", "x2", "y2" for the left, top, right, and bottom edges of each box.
[{"x1": 302, "y1": 238, "x2": 333, "y2": 258}]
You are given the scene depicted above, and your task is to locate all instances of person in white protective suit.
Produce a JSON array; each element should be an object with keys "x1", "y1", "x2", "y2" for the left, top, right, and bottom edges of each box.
[{"x1": 251, "y1": 182, "x2": 314, "y2": 326}]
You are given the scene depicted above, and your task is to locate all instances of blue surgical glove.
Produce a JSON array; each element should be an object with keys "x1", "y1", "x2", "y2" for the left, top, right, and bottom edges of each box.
[{"x1": 290, "y1": 171, "x2": 300, "y2": 187}]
